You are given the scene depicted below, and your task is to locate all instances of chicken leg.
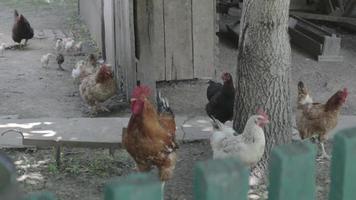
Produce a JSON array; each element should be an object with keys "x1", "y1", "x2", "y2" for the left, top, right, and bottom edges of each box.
[
  {"x1": 161, "y1": 182, "x2": 165, "y2": 200},
  {"x1": 58, "y1": 64, "x2": 64, "y2": 71},
  {"x1": 319, "y1": 142, "x2": 330, "y2": 160}
]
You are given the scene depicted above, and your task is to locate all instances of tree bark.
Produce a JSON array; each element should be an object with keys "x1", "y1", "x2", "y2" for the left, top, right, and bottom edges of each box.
[{"x1": 233, "y1": 0, "x2": 292, "y2": 174}]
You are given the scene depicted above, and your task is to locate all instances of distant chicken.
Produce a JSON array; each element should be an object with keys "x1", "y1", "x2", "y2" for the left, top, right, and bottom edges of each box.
[
  {"x1": 210, "y1": 109, "x2": 269, "y2": 167},
  {"x1": 12, "y1": 10, "x2": 34, "y2": 46},
  {"x1": 55, "y1": 39, "x2": 63, "y2": 52},
  {"x1": 0, "y1": 43, "x2": 6, "y2": 57},
  {"x1": 296, "y1": 81, "x2": 348, "y2": 159},
  {"x1": 40, "y1": 53, "x2": 54, "y2": 68},
  {"x1": 206, "y1": 72, "x2": 235, "y2": 123},
  {"x1": 64, "y1": 38, "x2": 75, "y2": 52},
  {"x1": 79, "y1": 64, "x2": 117, "y2": 114},
  {"x1": 74, "y1": 41, "x2": 83, "y2": 52},
  {"x1": 72, "y1": 60, "x2": 85, "y2": 81},
  {"x1": 72, "y1": 54, "x2": 97, "y2": 82},
  {"x1": 56, "y1": 54, "x2": 65, "y2": 71},
  {"x1": 123, "y1": 85, "x2": 178, "y2": 190}
]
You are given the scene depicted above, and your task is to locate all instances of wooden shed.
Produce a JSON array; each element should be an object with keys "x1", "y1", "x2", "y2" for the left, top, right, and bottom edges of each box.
[{"x1": 79, "y1": 0, "x2": 217, "y2": 98}]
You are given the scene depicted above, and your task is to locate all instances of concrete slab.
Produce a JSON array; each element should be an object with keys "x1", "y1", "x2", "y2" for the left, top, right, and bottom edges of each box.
[
  {"x1": 0, "y1": 115, "x2": 354, "y2": 148},
  {"x1": 0, "y1": 116, "x2": 214, "y2": 148}
]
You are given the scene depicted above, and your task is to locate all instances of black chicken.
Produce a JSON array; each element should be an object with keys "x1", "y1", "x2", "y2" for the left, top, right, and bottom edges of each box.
[
  {"x1": 12, "y1": 10, "x2": 34, "y2": 46},
  {"x1": 56, "y1": 54, "x2": 65, "y2": 71},
  {"x1": 205, "y1": 72, "x2": 235, "y2": 123}
]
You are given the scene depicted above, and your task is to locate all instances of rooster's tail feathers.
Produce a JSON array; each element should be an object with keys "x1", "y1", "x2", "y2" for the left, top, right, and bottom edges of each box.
[
  {"x1": 14, "y1": 10, "x2": 19, "y2": 18},
  {"x1": 156, "y1": 90, "x2": 174, "y2": 115}
]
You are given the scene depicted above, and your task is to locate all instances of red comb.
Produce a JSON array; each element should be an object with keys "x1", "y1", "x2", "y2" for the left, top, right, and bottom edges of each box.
[
  {"x1": 343, "y1": 88, "x2": 348, "y2": 94},
  {"x1": 132, "y1": 85, "x2": 151, "y2": 99},
  {"x1": 257, "y1": 108, "x2": 269, "y2": 120},
  {"x1": 342, "y1": 88, "x2": 348, "y2": 99}
]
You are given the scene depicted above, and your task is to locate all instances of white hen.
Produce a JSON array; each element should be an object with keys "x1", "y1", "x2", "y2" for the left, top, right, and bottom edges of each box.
[
  {"x1": 64, "y1": 38, "x2": 75, "y2": 52},
  {"x1": 72, "y1": 60, "x2": 85, "y2": 79},
  {"x1": 55, "y1": 39, "x2": 63, "y2": 52},
  {"x1": 210, "y1": 109, "x2": 269, "y2": 167},
  {"x1": 0, "y1": 43, "x2": 6, "y2": 57},
  {"x1": 74, "y1": 41, "x2": 83, "y2": 52}
]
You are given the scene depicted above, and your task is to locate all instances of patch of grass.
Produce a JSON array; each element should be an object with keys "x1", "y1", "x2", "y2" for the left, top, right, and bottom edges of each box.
[{"x1": 47, "y1": 163, "x2": 59, "y2": 174}]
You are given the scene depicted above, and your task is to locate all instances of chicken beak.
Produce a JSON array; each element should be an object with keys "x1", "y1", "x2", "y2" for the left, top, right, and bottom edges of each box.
[{"x1": 263, "y1": 118, "x2": 270, "y2": 125}]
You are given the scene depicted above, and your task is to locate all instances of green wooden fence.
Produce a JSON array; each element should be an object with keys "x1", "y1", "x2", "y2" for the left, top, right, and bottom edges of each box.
[{"x1": 1, "y1": 127, "x2": 356, "y2": 200}]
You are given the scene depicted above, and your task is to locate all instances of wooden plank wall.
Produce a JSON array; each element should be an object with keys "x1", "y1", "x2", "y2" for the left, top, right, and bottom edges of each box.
[
  {"x1": 192, "y1": 0, "x2": 216, "y2": 79},
  {"x1": 79, "y1": 0, "x2": 104, "y2": 51},
  {"x1": 103, "y1": 0, "x2": 115, "y2": 67},
  {"x1": 164, "y1": 0, "x2": 194, "y2": 80},
  {"x1": 80, "y1": 0, "x2": 216, "y2": 99},
  {"x1": 136, "y1": 0, "x2": 216, "y2": 82},
  {"x1": 135, "y1": 0, "x2": 166, "y2": 95},
  {"x1": 114, "y1": 0, "x2": 136, "y2": 98}
]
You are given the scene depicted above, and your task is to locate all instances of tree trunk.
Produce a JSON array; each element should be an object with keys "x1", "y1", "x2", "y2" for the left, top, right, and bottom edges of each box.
[{"x1": 233, "y1": 0, "x2": 292, "y2": 174}]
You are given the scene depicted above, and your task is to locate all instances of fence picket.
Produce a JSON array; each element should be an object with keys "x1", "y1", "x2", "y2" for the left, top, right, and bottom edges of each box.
[
  {"x1": 329, "y1": 128, "x2": 356, "y2": 200},
  {"x1": 11, "y1": 127, "x2": 356, "y2": 200},
  {"x1": 23, "y1": 192, "x2": 56, "y2": 200},
  {"x1": 104, "y1": 173, "x2": 162, "y2": 200},
  {"x1": 194, "y1": 158, "x2": 249, "y2": 200},
  {"x1": 268, "y1": 141, "x2": 317, "y2": 200}
]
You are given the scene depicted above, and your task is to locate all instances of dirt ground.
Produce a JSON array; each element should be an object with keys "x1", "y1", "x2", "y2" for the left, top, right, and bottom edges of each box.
[{"x1": 0, "y1": 0, "x2": 354, "y2": 200}]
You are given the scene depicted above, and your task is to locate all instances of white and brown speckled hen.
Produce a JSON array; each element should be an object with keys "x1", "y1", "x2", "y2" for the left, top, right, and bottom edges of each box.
[{"x1": 79, "y1": 64, "x2": 117, "y2": 114}]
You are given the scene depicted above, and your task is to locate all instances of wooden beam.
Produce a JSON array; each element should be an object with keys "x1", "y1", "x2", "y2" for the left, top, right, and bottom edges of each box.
[{"x1": 290, "y1": 11, "x2": 356, "y2": 24}]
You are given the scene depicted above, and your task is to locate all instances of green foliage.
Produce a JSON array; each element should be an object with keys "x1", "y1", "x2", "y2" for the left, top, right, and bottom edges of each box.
[{"x1": 47, "y1": 163, "x2": 58, "y2": 174}]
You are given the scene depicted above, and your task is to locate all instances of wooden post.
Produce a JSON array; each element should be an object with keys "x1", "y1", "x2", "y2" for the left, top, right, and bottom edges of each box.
[
  {"x1": 24, "y1": 192, "x2": 56, "y2": 200},
  {"x1": 268, "y1": 141, "x2": 317, "y2": 200},
  {"x1": 104, "y1": 173, "x2": 162, "y2": 200},
  {"x1": 194, "y1": 158, "x2": 249, "y2": 200},
  {"x1": 55, "y1": 146, "x2": 61, "y2": 168},
  {"x1": 329, "y1": 128, "x2": 356, "y2": 200}
]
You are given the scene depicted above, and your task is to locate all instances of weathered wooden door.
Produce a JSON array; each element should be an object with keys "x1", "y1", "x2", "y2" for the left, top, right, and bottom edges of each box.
[
  {"x1": 135, "y1": 0, "x2": 217, "y2": 82},
  {"x1": 113, "y1": 0, "x2": 136, "y2": 99}
]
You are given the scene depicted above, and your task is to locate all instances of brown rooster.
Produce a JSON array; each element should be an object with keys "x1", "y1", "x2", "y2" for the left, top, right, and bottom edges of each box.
[
  {"x1": 12, "y1": 10, "x2": 34, "y2": 46},
  {"x1": 296, "y1": 81, "x2": 348, "y2": 159},
  {"x1": 123, "y1": 85, "x2": 178, "y2": 191},
  {"x1": 79, "y1": 64, "x2": 117, "y2": 114}
]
